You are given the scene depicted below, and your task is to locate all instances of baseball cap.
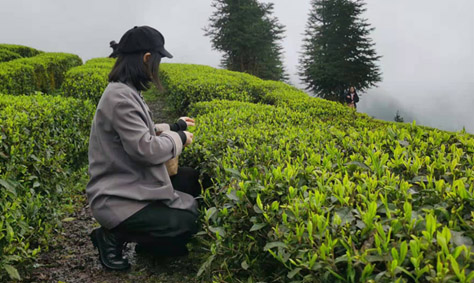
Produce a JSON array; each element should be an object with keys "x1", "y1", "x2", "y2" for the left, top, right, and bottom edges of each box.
[{"x1": 116, "y1": 26, "x2": 173, "y2": 58}]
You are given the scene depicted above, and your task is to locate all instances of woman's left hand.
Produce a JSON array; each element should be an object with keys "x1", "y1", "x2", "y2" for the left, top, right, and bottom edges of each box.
[{"x1": 179, "y1": 117, "x2": 195, "y2": 127}]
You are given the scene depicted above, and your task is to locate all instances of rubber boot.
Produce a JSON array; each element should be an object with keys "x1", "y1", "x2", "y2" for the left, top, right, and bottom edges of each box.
[{"x1": 90, "y1": 227, "x2": 130, "y2": 270}]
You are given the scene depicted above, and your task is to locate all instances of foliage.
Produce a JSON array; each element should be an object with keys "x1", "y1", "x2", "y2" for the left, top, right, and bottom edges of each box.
[
  {"x1": 0, "y1": 94, "x2": 95, "y2": 280},
  {"x1": 60, "y1": 60, "x2": 278, "y2": 113},
  {"x1": 204, "y1": 0, "x2": 287, "y2": 81},
  {"x1": 0, "y1": 52, "x2": 82, "y2": 95},
  {"x1": 299, "y1": 0, "x2": 382, "y2": 101},
  {"x1": 153, "y1": 63, "x2": 474, "y2": 282},
  {"x1": 182, "y1": 98, "x2": 474, "y2": 282},
  {"x1": 159, "y1": 63, "x2": 262, "y2": 115},
  {"x1": 61, "y1": 57, "x2": 115, "y2": 103},
  {"x1": 0, "y1": 49, "x2": 22, "y2": 63},
  {"x1": 0, "y1": 44, "x2": 42, "y2": 58},
  {"x1": 1, "y1": 47, "x2": 472, "y2": 282}
]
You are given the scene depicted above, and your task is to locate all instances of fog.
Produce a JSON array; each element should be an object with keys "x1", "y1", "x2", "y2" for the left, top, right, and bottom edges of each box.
[{"x1": 1, "y1": 0, "x2": 473, "y2": 133}]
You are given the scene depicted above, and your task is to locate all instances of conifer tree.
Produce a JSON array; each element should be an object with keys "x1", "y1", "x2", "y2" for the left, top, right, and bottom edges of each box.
[
  {"x1": 299, "y1": 0, "x2": 381, "y2": 101},
  {"x1": 205, "y1": 0, "x2": 287, "y2": 81}
]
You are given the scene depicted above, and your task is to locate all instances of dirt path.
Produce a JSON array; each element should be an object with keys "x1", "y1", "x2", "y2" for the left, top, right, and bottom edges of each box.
[{"x1": 24, "y1": 91, "x2": 203, "y2": 283}]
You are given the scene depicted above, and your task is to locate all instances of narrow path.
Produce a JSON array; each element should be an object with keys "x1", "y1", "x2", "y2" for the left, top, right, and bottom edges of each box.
[{"x1": 24, "y1": 91, "x2": 202, "y2": 283}]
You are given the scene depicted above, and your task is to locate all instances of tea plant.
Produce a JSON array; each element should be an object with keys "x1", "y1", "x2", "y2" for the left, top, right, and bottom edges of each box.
[
  {"x1": 0, "y1": 52, "x2": 82, "y2": 95},
  {"x1": 0, "y1": 94, "x2": 95, "y2": 280},
  {"x1": 1, "y1": 51, "x2": 471, "y2": 282},
  {"x1": 61, "y1": 57, "x2": 115, "y2": 103},
  {"x1": 179, "y1": 98, "x2": 474, "y2": 282},
  {"x1": 0, "y1": 49, "x2": 22, "y2": 63},
  {"x1": 0, "y1": 44, "x2": 42, "y2": 58}
]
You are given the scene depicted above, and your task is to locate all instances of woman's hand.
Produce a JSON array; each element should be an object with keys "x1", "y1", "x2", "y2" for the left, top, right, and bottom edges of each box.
[
  {"x1": 179, "y1": 117, "x2": 195, "y2": 127},
  {"x1": 184, "y1": 131, "x2": 193, "y2": 147}
]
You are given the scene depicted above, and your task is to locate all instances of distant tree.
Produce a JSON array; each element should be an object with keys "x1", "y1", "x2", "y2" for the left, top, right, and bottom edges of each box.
[
  {"x1": 299, "y1": 0, "x2": 382, "y2": 101},
  {"x1": 204, "y1": 0, "x2": 287, "y2": 81},
  {"x1": 394, "y1": 110, "x2": 404, "y2": 122}
]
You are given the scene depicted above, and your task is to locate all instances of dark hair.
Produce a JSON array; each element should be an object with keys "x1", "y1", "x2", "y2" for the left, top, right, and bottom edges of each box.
[{"x1": 108, "y1": 52, "x2": 163, "y2": 92}]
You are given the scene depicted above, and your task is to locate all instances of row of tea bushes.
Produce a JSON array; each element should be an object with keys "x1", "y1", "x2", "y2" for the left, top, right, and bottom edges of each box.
[
  {"x1": 7, "y1": 57, "x2": 471, "y2": 281},
  {"x1": 0, "y1": 52, "x2": 82, "y2": 95},
  {"x1": 61, "y1": 57, "x2": 115, "y2": 103},
  {"x1": 0, "y1": 44, "x2": 42, "y2": 59},
  {"x1": 181, "y1": 99, "x2": 474, "y2": 282},
  {"x1": 159, "y1": 63, "x2": 266, "y2": 114},
  {"x1": 60, "y1": 61, "x2": 262, "y2": 109},
  {"x1": 158, "y1": 63, "x2": 362, "y2": 118},
  {"x1": 0, "y1": 49, "x2": 22, "y2": 63},
  {"x1": 0, "y1": 94, "x2": 95, "y2": 280}
]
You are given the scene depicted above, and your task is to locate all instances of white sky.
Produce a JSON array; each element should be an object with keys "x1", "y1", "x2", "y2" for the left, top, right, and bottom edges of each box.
[{"x1": 1, "y1": 0, "x2": 473, "y2": 132}]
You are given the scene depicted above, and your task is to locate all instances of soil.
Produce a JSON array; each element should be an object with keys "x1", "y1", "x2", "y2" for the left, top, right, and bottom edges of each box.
[
  {"x1": 24, "y1": 201, "x2": 203, "y2": 283},
  {"x1": 23, "y1": 91, "x2": 204, "y2": 283}
]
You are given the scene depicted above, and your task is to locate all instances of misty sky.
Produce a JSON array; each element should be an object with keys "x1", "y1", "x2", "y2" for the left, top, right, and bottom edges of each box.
[{"x1": 1, "y1": 0, "x2": 473, "y2": 133}]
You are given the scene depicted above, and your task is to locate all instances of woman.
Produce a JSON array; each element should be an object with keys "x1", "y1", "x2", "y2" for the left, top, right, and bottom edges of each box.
[
  {"x1": 87, "y1": 26, "x2": 202, "y2": 270},
  {"x1": 345, "y1": 86, "x2": 360, "y2": 109}
]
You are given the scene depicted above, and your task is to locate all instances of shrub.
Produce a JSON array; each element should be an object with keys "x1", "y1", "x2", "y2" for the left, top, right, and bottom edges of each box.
[
  {"x1": 159, "y1": 63, "x2": 265, "y2": 114},
  {"x1": 0, "y1": 49, "x2": 22, "y2": 63},
  {"x1": 61, "y1": 57, "x2": 115, "y2": 103},
  {"x1": 56, "y1": 60, "x2": 474, "y2": 281},
  {"x1": 0, "y1": 44, "x2": 42, "y2": 58},
  {"x1": 0, "y1": 93, "x2": 95, "y2": 280},
  {"x1": 0, "y1": 53, "x2": 82, "y2": 95},
  {"x1": 182, "y1": 99, "x2": 474, "y2": 282}
]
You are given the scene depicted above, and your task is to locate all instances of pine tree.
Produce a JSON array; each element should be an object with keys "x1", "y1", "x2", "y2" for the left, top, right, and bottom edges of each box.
[
  {"x1": 299, "y1": 0, "x2": 381, "y2": 101},
  {"x1": 204, "y1": 0, "x2": 287, "y2": 81}
]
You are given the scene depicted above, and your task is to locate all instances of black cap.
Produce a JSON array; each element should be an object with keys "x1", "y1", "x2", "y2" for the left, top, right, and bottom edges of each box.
[{"x1": 116, "y1": 26, "x2": 173, "y2": 58}]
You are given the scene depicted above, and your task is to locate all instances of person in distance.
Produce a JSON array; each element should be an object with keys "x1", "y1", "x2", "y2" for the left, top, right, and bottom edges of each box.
[{"x1": 345, "y1": 86, "x2": 360, "y2": 109}]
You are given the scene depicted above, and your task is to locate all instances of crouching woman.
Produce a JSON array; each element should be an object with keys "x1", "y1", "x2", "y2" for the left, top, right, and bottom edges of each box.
[{"x1": 86, "y1": 26, "x2": 201, "y2": 270}]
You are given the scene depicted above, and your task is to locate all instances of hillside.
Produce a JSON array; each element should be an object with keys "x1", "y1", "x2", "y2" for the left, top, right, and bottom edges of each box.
[{"x1": 0, "y1": 45, "x2": 473, "y2": 282}]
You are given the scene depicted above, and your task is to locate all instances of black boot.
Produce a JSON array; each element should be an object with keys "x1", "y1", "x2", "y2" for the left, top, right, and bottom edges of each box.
[{"x1": 90, "y1": 227, "x2": 130, "y2": 270}]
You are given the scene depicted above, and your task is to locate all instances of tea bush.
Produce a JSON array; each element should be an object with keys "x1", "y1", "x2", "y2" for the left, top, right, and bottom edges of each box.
[
  {"x1": 181, "y1": 99, "x2": 474, "y2": 282},
  {"x1": 159, "y1": 63, "x2": 266, "y2": 114},
  {"x1": 0, "y1": 93, "x2": 95, "y2": 280},
  {"x1": 61, "y1": 57, "x2": 115, "y2": 103},
  {"x1": 155, "y1": 64, "x2": 473, "y2": 282},
  {"x1": 0, "y1": 52, "x2": 82, "y2": 95},
  {"x1": 0, "y1": 44, "x2": 42, "y2": 58},
  {"x1": 1, "y1": 54, "x2": 471, "y2": 282},
  {"x1": 0, "y1": 49, "x2": 22, "y2": 63}
]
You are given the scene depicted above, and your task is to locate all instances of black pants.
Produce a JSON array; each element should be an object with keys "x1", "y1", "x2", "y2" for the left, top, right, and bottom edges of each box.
[{"x1": 112, "y1": 167, "x2": 204, "y2": 252}]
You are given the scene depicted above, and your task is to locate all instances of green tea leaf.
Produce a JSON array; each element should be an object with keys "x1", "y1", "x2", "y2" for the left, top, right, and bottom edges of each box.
[
  {"x1": 4, "y1": 264, "x2": 21, "y2": 280},
  {"x1": 264, "y1": 241, "x2": 287, "y2": 251},
  {"x1": 0, "y1": 179, "x2": 17, "y2": 196},
  {"x1": 250, "y1": 223, "x2": 267, "y2": 232},
  {"x1": 287, "y1": 268, "x2": 302, "y2": 279}
]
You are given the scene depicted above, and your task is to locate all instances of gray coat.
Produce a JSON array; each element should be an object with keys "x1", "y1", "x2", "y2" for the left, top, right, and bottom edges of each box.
[{"x1": 86, "y1": 82, "x2": 198, "y2": 229}]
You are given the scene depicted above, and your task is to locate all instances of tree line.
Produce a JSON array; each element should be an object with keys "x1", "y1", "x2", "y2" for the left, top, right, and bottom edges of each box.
[{"x1": 204, "y1": 0, "x2": 382, "y2": 102}]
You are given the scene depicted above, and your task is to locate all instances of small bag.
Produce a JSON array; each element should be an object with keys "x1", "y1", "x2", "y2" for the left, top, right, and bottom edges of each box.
[
  {"x1": 156, "y1": 130, "x2": 179, "y2": 176},
  {"x1": 165, "y1": 157, "x2": 179, "y2": 176}
]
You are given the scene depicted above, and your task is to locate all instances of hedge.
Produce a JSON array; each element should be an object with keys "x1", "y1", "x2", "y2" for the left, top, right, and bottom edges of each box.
[
  {"x1": 0, "y1": 44, "x2": 42, "y2": 58},
  {"x1": 181, "y1": 99, "x2": 474, "y2": 282},
  {"x1": 0, "y1": 93, "x2": 95, "y2": 280},
  {"x1": 143, "y1": 64, "x2": 474, "y2": 282},
  {"x1": 60, "y1": 61, "x2": 266, "y2": 108},
  {"x1": 0, "y1": 49, "x2": 22, "y2": 63},
  {"x1": 0, "y1": 52, "x2": 82, "y2": 95},
  {"x1": 61, "y1": 57, "x2": 115, "y2": 103},
  {"x1": 3, "y1": 58, "x2": 471, "y2": 281},
  {"x1": 159, "y1": 63, "x2": 266, "y2": 114}
]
